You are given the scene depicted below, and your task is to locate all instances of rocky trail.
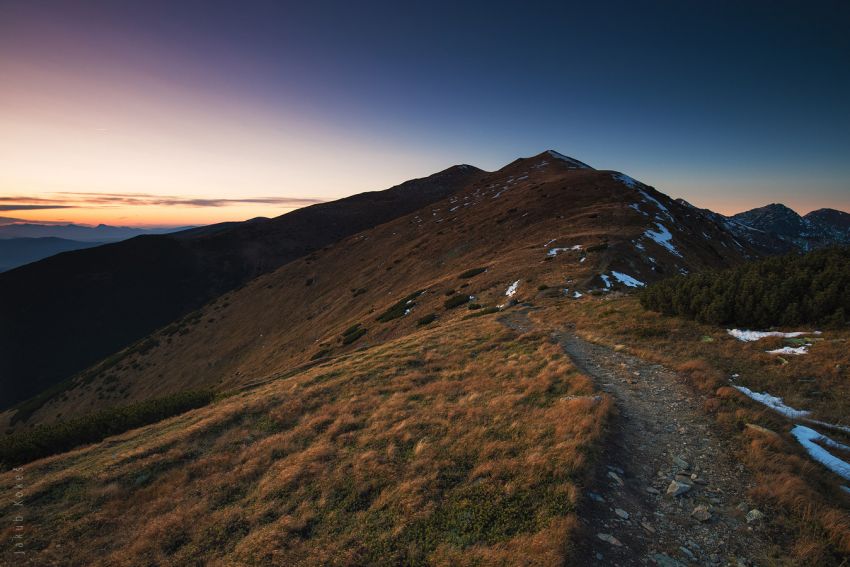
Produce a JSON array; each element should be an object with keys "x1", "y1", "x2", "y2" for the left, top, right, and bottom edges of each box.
[{"x1": 499, "y1": 311, "x2": 775, "y2": 567}]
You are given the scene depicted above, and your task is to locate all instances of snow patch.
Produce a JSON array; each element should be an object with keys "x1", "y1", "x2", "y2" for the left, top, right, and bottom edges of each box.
[
  {"x1": 547, "y1": 245, "x2": 582, "y2": 257},
  {"x1": 610, "y1": 271, "x2": 645, "y2": 288},
  {"x1": 733, "y1": 386, "x2": 811, "y2": 420},
  {"x1": 546, "y1": 150, "x2": 592, "y2": 169},
  {"x1": 766, "y1": 346, "x2": 809, "y2": 356},
  {"x1": 792, "y1": 425, "x2": 850, "y2": 481},
  {"x1": 600, "y1": 274, "x2": 611, "y2": 289},
  {"x1": 612, "y1": 173, "x2": 639, "y2": 189},
  {"x1": 644, "y1": 223, "x2": 682, "y2": 257},
  {"x1": 505, "y1": 280, "x2": 520, "y2": 297},
  {"x1": 727, "y1": 329, "x2": 819, "y2": 342}
]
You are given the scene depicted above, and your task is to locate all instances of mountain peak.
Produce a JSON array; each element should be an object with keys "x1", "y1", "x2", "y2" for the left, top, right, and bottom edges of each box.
[{"x1": 541, "y1": 150, "x2": 593, "y2": 170}]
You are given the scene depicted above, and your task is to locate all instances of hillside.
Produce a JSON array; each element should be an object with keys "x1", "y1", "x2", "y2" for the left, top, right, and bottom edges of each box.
[
  {"x1": 0, "y1": 317, "x2": 612, "y2": 566},
  {"x1": 0, "y1": 164, "x2": 483, "y2": 409},
  {"x1": 3, "y1": 151, "x2": 765, "y2": 431}
]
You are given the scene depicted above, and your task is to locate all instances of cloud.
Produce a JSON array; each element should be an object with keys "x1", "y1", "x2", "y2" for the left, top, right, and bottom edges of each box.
[
  {"x1": 0, "y1": 193, "x2": 325, "y2": 209},
  {"x1": 0, "y1": 204, "x2": 75, "y2": 211}
]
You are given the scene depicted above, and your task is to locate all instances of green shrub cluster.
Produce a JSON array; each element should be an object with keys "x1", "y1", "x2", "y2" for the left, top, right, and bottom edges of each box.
[
  {"x1": 341, "y1": 324, "x2": 367, "y2": 345},
  {"x1": 376, "y1": 290, "x2": 425, "y2": 322},
  {"x1": 417, "y1": 313, "x2": 437, "y2": 326},
  {"x1": 458, "y1": 267, "x2": 487, "y2": 279},
  {"x1": 444, "y1": 295, "x2": 471, "y2": 309},
  {"x1": 640, "y1": 247, "x2": 850, "y2": 328},
  {"x1": 0, "y1": 390, "x2": 214, "y2": 467}
]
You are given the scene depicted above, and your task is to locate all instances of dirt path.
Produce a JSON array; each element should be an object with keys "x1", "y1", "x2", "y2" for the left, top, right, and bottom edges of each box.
[{"x1": 500, "y1": 311, "x2": 774, "y2": 567}]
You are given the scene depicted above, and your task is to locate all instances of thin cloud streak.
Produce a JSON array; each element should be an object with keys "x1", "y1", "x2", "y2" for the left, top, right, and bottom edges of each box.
[
  {"x1": 0, "y1": 193, "x2": 325, "y2": 209},
  {"x1": 0, "y1": 204, "x2": 75, "y2": 211}
]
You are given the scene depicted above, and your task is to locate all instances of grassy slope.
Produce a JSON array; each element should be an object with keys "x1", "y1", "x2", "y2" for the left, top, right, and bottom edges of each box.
[
  {"x1": 3, "y1": 157, "x2": 757, "y2": 434},
  {"x1": 545, "y1": 295, "x2": 850, "y2": 562},
  {"x1": 0, "y1": 317, "x2": 610, "y2": 566}
]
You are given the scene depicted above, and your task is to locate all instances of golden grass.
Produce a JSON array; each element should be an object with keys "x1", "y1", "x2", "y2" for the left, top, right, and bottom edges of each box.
[
  {"x1": 0, "y1": 318, "x2": 610, "y2": 566},
  {"x1": 552, "y1": 295, "x2": 850, "y2": 562}
]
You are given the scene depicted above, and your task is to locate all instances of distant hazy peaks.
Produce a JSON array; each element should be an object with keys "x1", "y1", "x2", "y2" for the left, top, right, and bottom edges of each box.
[{"x1": 544, "y1": 150, "x2": 594, "y2": 170}]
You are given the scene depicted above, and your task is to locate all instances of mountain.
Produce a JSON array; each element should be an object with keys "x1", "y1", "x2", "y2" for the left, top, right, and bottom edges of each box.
[
  {"x1": 0, "y1": 164, "x2": 484, "y2": 409},
  {"x1": 2, "y1": 150, "x2": 769, "y2": 429},
  {"x1": 0, "y1": 222, "x2": 193, "y2": 242},
  {"x1": 4, "y1": 152, "x2": 848, "y2": 566},
  {"x1": 0, "y1": 237, "x2": 105, "y2": 272},
  {"x1": 730, "y1": 203, "x2": 850, "y2": 250}
]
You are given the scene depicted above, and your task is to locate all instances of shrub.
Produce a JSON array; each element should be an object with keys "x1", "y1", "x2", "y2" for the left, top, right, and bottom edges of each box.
[
  {"x1": 640, "y1": 247, "x2": 850, "y2": 328},
  {"x1": 444, "y1": 295, "x2": 471, "y2": 309},
  {"x1": 376, "y1": 290, "x2": 425, "y2": 322},
  {"x1": 342, "y1": 325, "x2": 366, "y2": 345},
  {"x1": 311, "y1": 349, "x2": 331, "y2": 361},
  {"x1": 458, "y1": 267, "x2": 487, "y2": 279},
  {"x1": 0, "y1": 390, "x2": 214, "y2": 467},
  {"x1": 417, "y1": 313, "x2": 437, "y2": 326},
  {"x1": 464, "y1": 306, "x2": 501, "y2": 319}
]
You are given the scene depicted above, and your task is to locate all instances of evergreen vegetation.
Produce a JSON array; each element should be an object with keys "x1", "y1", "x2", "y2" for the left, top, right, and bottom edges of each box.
[
  {"x1": 640, "y1": 247, "x2": 850, "y2": 328},
  {"x1": 0, "y1": 390, "x2": 214, "y2": 467},
  {"x1": 376, "y1": 290, "x2": 425, "y2": 322},
  {"x1": 458, "y1": 267, "x2": 487, "y2": 279},
  {"x1": 444, "y1": 294, "x2": 471, "y2": 309}
]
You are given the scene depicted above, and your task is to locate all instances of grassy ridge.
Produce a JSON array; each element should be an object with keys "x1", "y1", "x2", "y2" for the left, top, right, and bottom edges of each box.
[{"x1": 0, "y1": 319, "x2": 609, "y2": 566}]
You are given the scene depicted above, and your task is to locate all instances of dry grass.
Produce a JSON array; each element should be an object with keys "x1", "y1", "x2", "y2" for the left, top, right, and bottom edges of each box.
[
  {"x1": 0, "y1": 318, "x2": 610, "y2": 566},
  {"x1": 550, "y1": 295, "x2": 850, "y2": 562}
]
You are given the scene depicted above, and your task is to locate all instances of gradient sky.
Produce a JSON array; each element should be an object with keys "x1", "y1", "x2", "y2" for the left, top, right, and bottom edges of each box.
[{"x1": 1, "y1": 0, "x2": 848, "y2": 226}]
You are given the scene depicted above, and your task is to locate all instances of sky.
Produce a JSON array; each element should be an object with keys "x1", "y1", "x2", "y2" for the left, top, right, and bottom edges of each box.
[{"x1": 1, "y1": 0, "x2": 848, "y2": 227}]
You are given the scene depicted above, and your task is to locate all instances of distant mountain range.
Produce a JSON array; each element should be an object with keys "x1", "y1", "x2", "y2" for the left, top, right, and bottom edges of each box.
[
  {"x1": 0, "y1": 238, "x2": 105, "y2": 273},
  {"x1": 0, "y1": 223, "x2": 196, "y2": 272},
  {"x1": 0, "y1": 222, "x2": 194, "y2": 242},
  {"x1": 730, "y1": 204, "x2": 850, "y2": 250}
]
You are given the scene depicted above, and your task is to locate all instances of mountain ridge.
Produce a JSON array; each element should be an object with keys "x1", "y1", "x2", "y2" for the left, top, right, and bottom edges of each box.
[
  {"x1": 2, "y1": 151, "x2": 768, "y2": 429},
  {"x1": 0, "y1": 163, "x2": 484, "y2": 409}
]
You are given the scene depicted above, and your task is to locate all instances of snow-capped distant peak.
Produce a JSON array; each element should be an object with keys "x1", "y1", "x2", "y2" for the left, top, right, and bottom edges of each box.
[{"x1": 545, "y1": 150, "x2": 593, "y2": 169}]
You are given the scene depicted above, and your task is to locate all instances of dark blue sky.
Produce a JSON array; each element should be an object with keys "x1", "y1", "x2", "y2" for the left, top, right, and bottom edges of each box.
[{"x1": 2, "y1": 0, "x2": 848, "y2": 223}]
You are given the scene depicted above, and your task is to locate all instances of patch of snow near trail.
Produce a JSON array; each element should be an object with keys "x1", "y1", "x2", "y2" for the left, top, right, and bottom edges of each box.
[
  {"x1": 610, "y1": 271, "x2": 645, "y2": 288},
  {"x1": 766, "y1": 346, "x2": 809, "y2": 356},
  {"x1": 792, "y1": 425, "x2": 850, "y2": 481},
  {"x1": 547, "y1": 245, "x2": 582, "y2": 257},
  {"x1": 580, "y1": 257, "x2": 586, "y2": 263},
  {"x1": 505, "y1": 280, "x2": 519, "y2": 297},
  {"x1": 543, "y1": 238, "x2": 556, "y2": 247},
  {"x1": 644, "y1": 223, "x2": 682, "y2": 257},
  {"x1": 600, "y1": 274, "x2": 611, "y2": 289},
  {"x1": 727, "y1": 329, "x2": 820, "y2": 342},
  {"x1": 573, "y1": 291, "x2": 583, "y2": 298},
  {"x1": 733, "y1": 386, "x2": 811, "y2": 420}
]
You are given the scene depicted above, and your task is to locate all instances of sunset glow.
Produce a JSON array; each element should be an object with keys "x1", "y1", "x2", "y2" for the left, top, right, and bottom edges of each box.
[{"x1": 1, "y1": 1, "x2": 847, "y2": 227}]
